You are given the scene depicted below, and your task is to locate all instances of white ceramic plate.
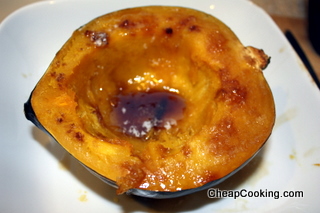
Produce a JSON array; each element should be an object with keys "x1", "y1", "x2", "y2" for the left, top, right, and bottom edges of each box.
[{"x1": 1, "y1": 0, "x2": 320, "y2": 212}]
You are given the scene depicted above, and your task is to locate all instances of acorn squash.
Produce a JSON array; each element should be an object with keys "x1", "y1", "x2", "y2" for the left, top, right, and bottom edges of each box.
[{"x1": 24, "y1": 6, "x2": 275, "y2": 198}]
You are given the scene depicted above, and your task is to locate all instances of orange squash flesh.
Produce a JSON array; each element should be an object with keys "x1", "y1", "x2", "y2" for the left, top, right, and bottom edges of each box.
[{"x1": 28, "y1": 6, "x2": 275, "y2": 194}]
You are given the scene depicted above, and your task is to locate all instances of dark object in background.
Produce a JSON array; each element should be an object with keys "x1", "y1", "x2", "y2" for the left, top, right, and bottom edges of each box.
[
  {"x1": 285, "y1": 30, "x2": 320, "y2": 89},
  {"x1": 308, "y1": 0, "x2": 320, "y2": 55}
]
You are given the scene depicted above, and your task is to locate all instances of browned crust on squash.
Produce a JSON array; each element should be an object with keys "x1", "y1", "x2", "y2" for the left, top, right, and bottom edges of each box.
[{"x1": 31, "y1": 6, "x2": 275, "y2": 193}]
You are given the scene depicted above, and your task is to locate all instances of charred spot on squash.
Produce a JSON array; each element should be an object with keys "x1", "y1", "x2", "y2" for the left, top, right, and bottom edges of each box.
[
  {"x1": 164, "y1": 27, "x2": 173, "y2": 35},
  {"x1": 56, "y1": 113, "x2": 65, "y2": 124},
  {"x1": 189, "y1": 25, "x2": 200, "y2": 32},
  {"x1": 74, "y1": 132, "x2": 85, "y2": 142},
  {"x1": 52, "y1": 60, "x2": 67, "y2": 69}
]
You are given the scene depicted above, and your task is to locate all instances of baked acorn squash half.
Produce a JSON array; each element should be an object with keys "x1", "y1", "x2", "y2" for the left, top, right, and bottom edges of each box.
[{"x1": 24, "y1": 6, "x2": 275, "y2": 198}]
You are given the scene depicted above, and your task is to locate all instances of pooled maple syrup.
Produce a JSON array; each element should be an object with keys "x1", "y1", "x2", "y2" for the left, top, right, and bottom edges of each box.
[{"x1": 110, "y1": 91, "x2": 185, "y2": 139}]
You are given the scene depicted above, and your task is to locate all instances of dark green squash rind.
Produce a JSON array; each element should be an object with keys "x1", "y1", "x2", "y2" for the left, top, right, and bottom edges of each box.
[{"x1": 24, "y1": 92, "x2": 47, "y2": 133}]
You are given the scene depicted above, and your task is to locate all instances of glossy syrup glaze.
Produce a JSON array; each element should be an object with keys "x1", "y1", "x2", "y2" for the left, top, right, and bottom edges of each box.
[{"x1": 110, "y1": 91, "x2": 185, "y2": 139}]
